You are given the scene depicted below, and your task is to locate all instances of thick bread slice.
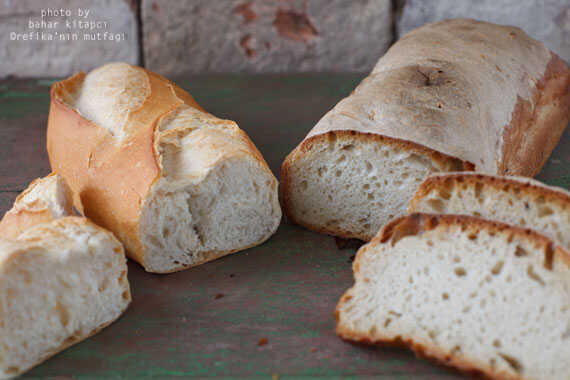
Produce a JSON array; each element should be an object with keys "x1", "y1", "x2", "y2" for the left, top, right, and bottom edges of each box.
[
  {"x1": 48, "y1": 63, "x2": 281, "y2": 273},
  {"x1": 336, "y1": 213, "x2": 570, "y2": 380},
  {"x1": 0, "y1": 173, "x2": 74, "y2": 239},
  {"x1": 282, "y1": 19, "x2": 570, "y2": 241},
  {"x1": 0, "y1": 175, "x2": 130, "y2": 378},
  {"x1": 0, "y1": 217, "x2": 130, "y2": 379},
  {"x1": 410, "y1": 172, "x2": 570, "y2": 250}
]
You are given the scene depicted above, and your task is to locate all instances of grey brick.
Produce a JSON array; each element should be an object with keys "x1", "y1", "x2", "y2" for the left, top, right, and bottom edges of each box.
[{"x1": 142, "y1": 0, "x2": 392, "y2": 75}]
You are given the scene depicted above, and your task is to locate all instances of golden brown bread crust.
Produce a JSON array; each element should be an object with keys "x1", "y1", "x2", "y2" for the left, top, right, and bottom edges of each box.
[
  {"x1": 0, "y1": 173, "x2": 74, "y2": 240},
  {"x1": 48, "y1": 69, "x2": 199, "y2": 264},
  {"x1": 499, "y1": 53, "x2": 570, "y2": 176},
  {"x1": 281, "y1": 130, "x2": 474, "y2": 240},
  {"x1": 48, "y1": 66, "x2": 277, "y2": 271},
  {"x1": 409, "y1": 172, "x2": 570, "y2": 213},
  {"x1": 336, "y1": 213, "x2": 570, "y2": 380},
  {"x1": 334, "y1": 325, "x2": 517, "y2": 380}
]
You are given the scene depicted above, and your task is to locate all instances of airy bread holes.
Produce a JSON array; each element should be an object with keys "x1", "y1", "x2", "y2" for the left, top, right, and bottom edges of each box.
[
  {"x1": 537, "y1": 204, "x2": 554, "y2": 217},
  {"x1": 55, "y1": 300, "x2": 70, "y2": 327},
  {"x1": 490, "y1": 261, "x2": 504, "y2": 275},
  {"x1": 526, "y1": 265, "x2": 545, "y2": 286},
  {"x1": 454, "y1": 267, "x2": 467, "y2": 277},
  {"x1": 515, "y1": 246, "x2": 528, "y2": 257},
  {"x1": 426, "y1": 199, "x2": 444, "y2": 213}
]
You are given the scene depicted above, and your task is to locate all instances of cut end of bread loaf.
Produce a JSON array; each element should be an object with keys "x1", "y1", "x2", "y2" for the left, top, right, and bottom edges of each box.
[
  {"x1": 0, "y1": 173, "x2": 74, "y2": 240},
  {"x1": 140, "y1": 156, "x2": 281, "y2": 273},
  {"x1": 0, "y1": 217, "x2": 130, "y2": 379},
  {"x1": 282, "y1": 131, "x2": 471, "y2": 241},
  {"x1": 337, "y1": 213, "x2": 570, "y2": 380},
  {"x1": 410, "y1": 172, "x2": 570, "y2": 249}
]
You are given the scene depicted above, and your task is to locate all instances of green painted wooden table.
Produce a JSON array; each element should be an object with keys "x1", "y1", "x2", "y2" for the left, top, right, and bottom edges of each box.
[{"x1": 0, "y1": 75, "x2": 568, "y2": 379}]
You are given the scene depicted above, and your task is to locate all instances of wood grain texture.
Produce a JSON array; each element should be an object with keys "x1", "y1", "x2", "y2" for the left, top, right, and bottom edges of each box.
[{"x1": 0, "y1": 75, "x2": 567, "y2": 379}]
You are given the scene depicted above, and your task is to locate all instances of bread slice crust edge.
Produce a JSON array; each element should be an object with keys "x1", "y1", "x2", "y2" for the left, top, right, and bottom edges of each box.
[{"x1": 336, "y1": 213, "x2": 570, "y2": 380}]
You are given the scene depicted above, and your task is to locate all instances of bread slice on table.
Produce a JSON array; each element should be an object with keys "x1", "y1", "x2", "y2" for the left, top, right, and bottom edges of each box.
[
  {"x1": 409, "y1": 172, "x2": 570, "y2": 250},
  {"x1": 0, "y1": 174, "x2": 130, "y2": 379},
  {"x1": 48, "y1": 62, "x2": 281, "y2": 273},
  {"x1": 282, "y1": 18, "x2": 570, "y2": 241},
  {"x1": 336, "y1": 213, "x2": 570, "y2": 380}
]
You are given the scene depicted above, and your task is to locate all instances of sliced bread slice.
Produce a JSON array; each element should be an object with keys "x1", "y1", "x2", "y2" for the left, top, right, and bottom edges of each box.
[
  {"x1": 409, "y1": 173, "x2": 570, "y2": 249},
  {"x1": 336, "y1": 213, "x2": 570, "y2": 380}
]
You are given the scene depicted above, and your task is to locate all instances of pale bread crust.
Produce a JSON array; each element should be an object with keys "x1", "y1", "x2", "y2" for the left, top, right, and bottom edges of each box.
[
  {"x1": 48, "y1": 66, "x2": 278, "y2": 272},
  {"x1": 281, "y1": 130, "x2": 474, "y2": 240},
  {"x1": 305, "y1": 19, "x2": 569, "y2": 176},
  {"x1": 336, "y1": 213, "x2": 570, "y2": 380}
]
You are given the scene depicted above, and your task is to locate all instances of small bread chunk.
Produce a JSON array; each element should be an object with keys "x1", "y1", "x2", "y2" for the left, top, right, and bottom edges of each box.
[
  {"x1": 410, "y1": 173, "x2": 570, "y2": 249},
  {"x1": 0, "y1": 175, "x2": 130, "y2": 379},
  {"x1": 336, "y1": 213, "x2": 570, "y2": 380},
  {"x1": 0, "y1": 173, "x2": 74, "y2": 239}
]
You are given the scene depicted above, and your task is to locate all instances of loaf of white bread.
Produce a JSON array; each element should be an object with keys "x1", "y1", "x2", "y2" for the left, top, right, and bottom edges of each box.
[
  {"x1": 48, "y1": 63, "x2": 282, "y2": 273},
  {"x1": 409, "y1": 172, "x2": 570, "y2": 249},
  {"x1": 0, "y1": 174, "x2": 130, "y2": 379},
  {"x1": 282, "y1": 19, "x2": 570, "y2": 241},
  {"x1": 336, "y1": 213, "x2": 570, "y2": 380}
]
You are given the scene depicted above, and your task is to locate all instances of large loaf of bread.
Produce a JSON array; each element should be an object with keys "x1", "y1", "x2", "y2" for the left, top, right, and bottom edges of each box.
[
  {"x1": 282, "y1": 19, "x2": 570, "y2": 241},
  {"x1": 48, "y1": 63, "x2": 282, "y2": 273},
  {"x1": 0, "y1": 174, "x2": 130, "y2": 379}
]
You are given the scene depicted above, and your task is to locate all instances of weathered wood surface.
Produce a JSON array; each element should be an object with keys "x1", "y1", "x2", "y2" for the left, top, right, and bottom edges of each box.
[{"x1": 0, "y1": 75, "x2": 568, "y2": 379}]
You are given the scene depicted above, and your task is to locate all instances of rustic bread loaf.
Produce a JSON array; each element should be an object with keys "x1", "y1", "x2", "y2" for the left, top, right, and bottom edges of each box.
[
  {"x1": 0, "y1": 175, "x2": 130, "y2": 379},
  {"x1": 48, "y1": 63, "x2": 281, "y2": 273},
  {"x1": 336, "y1": 213, "x2": 570, "y2": 380},
  {"x1": 410, "y1": 172, "x2": 570, "y2": 249},
  {"x1": 282, "y1": 19, "x2": 570, "y2": 241}
]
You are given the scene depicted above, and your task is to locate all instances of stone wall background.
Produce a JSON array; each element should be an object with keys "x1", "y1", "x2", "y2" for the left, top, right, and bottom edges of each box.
[
  {"x1": 0, "y1": 0, "x2": 568, "y2": 78},
  {"x1": 0, "y1": 0, "x2": 139, "y2": 78}
]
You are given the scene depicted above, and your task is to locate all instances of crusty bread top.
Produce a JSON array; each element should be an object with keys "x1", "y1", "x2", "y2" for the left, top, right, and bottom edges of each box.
[
  {"x1": 368, "y1": 213, "x2": 569, "y2": 271},
  {"x1": 412, "y1": 172, "x2": 570, "y2": 208},
  {"x1": 305, "y1": 19, "x2": 568, "y2": 175},
  {"x1": 0, "y1": 216, "x2": 124, "y2": 268},
  {"x1": 74, "y1": 63, "x2": 152, "y2": 141},
  {"x1": 0, "y1": 173, "x2": 74, "y2": 239}
]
